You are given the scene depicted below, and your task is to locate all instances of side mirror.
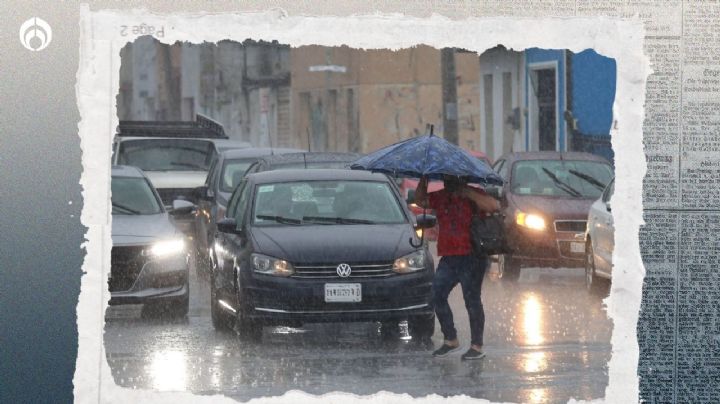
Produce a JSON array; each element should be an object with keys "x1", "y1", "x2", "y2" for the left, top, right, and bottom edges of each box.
[
  {"x1": 217, "y1": 217, "x2": 243, "y2": 236},
  {"x1": 415, "y1": 214, "x2": 437, "y2": 229},
  {"x1": 196, "y1": 185, "x2": 214, "y2": 201},
  {"x1": 406, "y1": 188, "x2": 416, "y2": 205},
  {"x1": 486, "y1": 186, "x2": 503, "y2": 200},
  {"x1": 171, "y1": 199, "x2": 196, "y2": 215}
]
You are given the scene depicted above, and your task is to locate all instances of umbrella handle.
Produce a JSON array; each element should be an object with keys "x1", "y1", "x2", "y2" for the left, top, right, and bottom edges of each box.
[{"x1": 409, "y1": 235, "x2": 424, "y2": 248}]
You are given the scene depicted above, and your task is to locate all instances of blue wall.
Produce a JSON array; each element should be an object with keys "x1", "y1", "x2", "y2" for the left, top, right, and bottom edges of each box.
[
  {"x1": 571, "y1": 49, "x2": 616, "y2": 136},
  {"x1": 524, "y1": 48, "x2": 567, "y2": 151}
]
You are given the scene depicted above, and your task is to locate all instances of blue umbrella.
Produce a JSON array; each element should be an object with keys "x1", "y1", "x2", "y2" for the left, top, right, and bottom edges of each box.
[{"x1": 350, "y1": 132, "x2": 503, "y2": 186}]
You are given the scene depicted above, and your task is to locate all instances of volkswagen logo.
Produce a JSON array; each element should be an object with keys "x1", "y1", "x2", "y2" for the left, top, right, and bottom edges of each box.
[
  {"x1": 336, "y1": 263, "x2": 352, "y2": 278},
  {"x1": 19, "y1": 17, "x2": 52, "y2": 52}
]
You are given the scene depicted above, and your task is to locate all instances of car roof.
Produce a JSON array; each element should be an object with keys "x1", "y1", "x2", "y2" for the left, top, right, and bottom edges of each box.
[
  {"x1": 116, "y1": 136, "x2": 251, "y2": 149},
  {"x1": 221, "y1": 147, "x2": 306, "y2": 160},
  {"x1": 211, "y1": 139, "x2": 253, "y2": 150},
  {"x1": 501, "y1": 151, "x2": 610, "y2": 164},
  {"x1": 256, "y1": 152, "x2": 363, "y2": 166},
  {"x1": 248, "y1": 168, "x2": 389, "y2": 184},
  {"x1": 111, "y1": 165, "x2": 146, "y2": 178}
]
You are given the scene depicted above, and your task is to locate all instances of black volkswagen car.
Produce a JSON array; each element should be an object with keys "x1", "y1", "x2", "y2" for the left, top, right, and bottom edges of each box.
[{"x1": 209, "y1": 169, "x2": 437, "y2": 341}]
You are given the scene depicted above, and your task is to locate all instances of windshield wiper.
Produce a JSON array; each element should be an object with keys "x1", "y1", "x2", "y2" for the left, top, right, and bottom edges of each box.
[
  {"x1": 256, "y1": 215, "x2": 302, "y2": 225},
  {"x1": 541, "y1": 168, "x2": 582, "y2": 197},
  {"x1": 302, "y1": 216, "x2": 375, "y2": 225},
  {"x1": 112, "y1": 202, "x2": 140, "y2": 214},
  {"x1": 568, "y1": 169, "x2": 607, "y2": 190},
  {"x1": 170, "y1": 162, "x2": 206, "y2": 170}
]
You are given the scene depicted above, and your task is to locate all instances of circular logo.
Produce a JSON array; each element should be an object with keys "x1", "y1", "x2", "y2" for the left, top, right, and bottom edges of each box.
[
  {"x1": 19, "y1": 17, "x2": 52, "y2": 52},
  {"x1": 336, "y1": 263, "x2": 352, "y2": 278}
]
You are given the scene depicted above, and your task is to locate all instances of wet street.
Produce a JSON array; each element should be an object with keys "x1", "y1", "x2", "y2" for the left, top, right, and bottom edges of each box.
[{"x1": 104, "y1": 244, "x2": 613, "y2": 403}]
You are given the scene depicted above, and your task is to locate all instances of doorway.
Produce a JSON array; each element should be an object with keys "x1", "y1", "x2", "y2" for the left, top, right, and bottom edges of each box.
[{"x1": 529, "y1": 65, "x2": 558, "y2": 151}]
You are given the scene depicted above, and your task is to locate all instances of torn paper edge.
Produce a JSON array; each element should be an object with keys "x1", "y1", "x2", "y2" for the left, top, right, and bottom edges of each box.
[{"x1": 74, "y1": 5, "x2": 650, "y2": 403}]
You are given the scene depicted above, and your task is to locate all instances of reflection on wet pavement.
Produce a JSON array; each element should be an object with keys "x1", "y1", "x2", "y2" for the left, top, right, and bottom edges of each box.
[{"x1": 104, "y1": 251, "x2": 613, "y2": 403}]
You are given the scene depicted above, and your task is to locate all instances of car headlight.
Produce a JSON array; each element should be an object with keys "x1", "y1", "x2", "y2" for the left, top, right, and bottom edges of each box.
[
  {"x1": 145, "y1": 238, "x2": 185, "y2": 257},
  {"x1": 251, "y1": 253, "x2": 294, "y2": 277},
  {"x1": 516, "y1": 212, "x2": 546, "y2": 231},
  {"x1": 393, "y1": 250, "x2": 426, "y2": 274}
]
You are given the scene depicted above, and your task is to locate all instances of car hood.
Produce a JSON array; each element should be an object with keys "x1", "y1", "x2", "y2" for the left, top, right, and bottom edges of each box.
[
  {"x1": 508, "y1": 193, "x2": 595, "y2": 220},
  {"x1": 112, "y1": 213, "x2": 179, "y2": 246},
  {"x1": 250, "y1": 224, "x2": 416, "y2": 263},
  {"x1": 144, "y1": 171, "x2": 207, "y2": 190}
]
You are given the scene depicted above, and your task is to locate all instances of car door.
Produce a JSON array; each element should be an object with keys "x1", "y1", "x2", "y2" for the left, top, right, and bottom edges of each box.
[
  {"x1": 196, "y1": 158, "x2": 219, "y2": 255},
  {"x1": 214, "y1": 179, "x2": 251, "y2": 305},
  {"x1": 595, "y1": 179, "x2": 614, "y2": 276}
]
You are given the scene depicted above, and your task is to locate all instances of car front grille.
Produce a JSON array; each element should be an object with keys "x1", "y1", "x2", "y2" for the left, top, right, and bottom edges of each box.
[
  {"x1": 110, "y1": 246, "x2": 147, "y2": 292},
  {"x1": 554, "y1": 220, "x2": 587, "y2": 233},
  {"x1": 156, "y1": 188, "x2": 196, "y2": 206},
  {"x1": 292, "y1": 262, "x2": 396, "y2": 279}
]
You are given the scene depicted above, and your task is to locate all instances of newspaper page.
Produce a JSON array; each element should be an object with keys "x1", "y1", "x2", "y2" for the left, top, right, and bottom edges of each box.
[{"x1": 67, "y1": 2, "x2": 718, "y2": 403}]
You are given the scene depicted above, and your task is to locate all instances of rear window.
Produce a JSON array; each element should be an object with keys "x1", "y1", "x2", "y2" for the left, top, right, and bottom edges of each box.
[
  {"x1": 511, "y1": 160, "x2": 613, "y2": 199},
  {"x1": 117, "y1": 139, "x2": 214, "y2": 171}
]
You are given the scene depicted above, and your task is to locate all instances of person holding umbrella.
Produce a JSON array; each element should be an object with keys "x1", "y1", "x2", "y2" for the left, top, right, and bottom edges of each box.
[
  {"x1": 349, "y1": 129, "x2": 504, "y2": 359},
  {"x1": 414, "y1": 174, "x2": 499, "y2": 360}
]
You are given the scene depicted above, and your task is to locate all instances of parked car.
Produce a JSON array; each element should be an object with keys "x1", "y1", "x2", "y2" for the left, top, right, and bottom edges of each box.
[
  {"x1": 244, "y1": 152, "x2": 363, "y2": 175},
  {"x1": 109, "y1": 165, "x2": 194, "y2": 317},
  {"x1": 112, "y1": 114, "x2": 250, "y2": 237},
  {"x1": 396, "y1": 150, "x2": 493, "y2": 241},
  {"x1": 194, "y1": 147, "x2": 304, "y2": 270},
  {"x1": 210, "y1": 169, "x2": 437, "y2": 341},
  {"x1": 585, "y1": 177, "x2": 614, "y2": 293},
  {"x1": 488, "y1": 152, "x2": 613, "y2": 281}
]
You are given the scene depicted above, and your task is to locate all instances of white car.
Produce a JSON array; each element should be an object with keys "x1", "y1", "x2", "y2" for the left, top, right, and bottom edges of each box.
[{"x1": 584, "y1": 177, "x2": 614, "y2": 293}]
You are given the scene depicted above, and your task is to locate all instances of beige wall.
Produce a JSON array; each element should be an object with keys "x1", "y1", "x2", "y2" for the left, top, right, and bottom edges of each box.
[{"x1": 291, "y1": 46, "x2": 482, "y2": 153}]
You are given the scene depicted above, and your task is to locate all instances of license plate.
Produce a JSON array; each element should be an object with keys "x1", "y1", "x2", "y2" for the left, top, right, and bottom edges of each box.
[
  {"x1": 324, "y1": 283, "x2": 361, "y2": 302},
  {"x1": 570, "y1": 242, "x2": 585, "y2": 253}
]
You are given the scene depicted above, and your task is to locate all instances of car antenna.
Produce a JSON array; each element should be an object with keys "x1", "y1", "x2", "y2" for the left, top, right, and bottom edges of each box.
[
  {"x1": 303, "y1": 152, "x2": 307, "y2": 169},
  {"x1": 305, "y1": 127, "x2": 312, "y2": 152}
]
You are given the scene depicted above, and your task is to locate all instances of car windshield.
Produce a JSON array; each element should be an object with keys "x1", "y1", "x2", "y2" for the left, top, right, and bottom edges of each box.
[
  {"x1": 111, "y1": 177, "x2": 162, "y2": 215},
  {"x1": 220, "y1": 159, "x2": 255, "y2": 192},
  {"x1": 117, "y1": 139, "x2": 214, "y2": 171},
  {"x1": 511, "y1": 160, "x2": 613, "y2": 199},
  {"x1": 251, "y1": 180, "x2": 406, "y2": 225}
]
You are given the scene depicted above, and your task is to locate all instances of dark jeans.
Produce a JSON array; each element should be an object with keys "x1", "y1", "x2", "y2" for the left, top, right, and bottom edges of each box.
[{"x1": 431, "y1": 255, "x2": 488, "y2": 346}]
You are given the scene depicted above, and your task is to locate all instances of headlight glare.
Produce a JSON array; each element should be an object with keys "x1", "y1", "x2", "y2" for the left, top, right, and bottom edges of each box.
[
  {"x1": 393, "y1": 250, "x2": 426, "y2": 274},
  {"x1": 252, "y1": 254, "x2": 294, "y2": 277},
  {"x1": 516, "y1": 212, "x2": 546, "y2": 231},
  {"x1": 146, "y1": 238, "x2": 185, "y2": 257}
]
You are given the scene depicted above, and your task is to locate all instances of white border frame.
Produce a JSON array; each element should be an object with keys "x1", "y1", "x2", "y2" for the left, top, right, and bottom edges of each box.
[{"x1": 75, "y1": 7, "x2": 649, "y2": 403}]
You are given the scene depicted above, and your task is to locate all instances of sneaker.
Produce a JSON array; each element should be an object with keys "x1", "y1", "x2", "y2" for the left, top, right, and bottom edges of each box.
[
  {"x1": 432, "y1": 343, "x2": 461, "y2": 357},
  {"x1": 461, "y1": 348, "x2": 486, "y2": 361}
]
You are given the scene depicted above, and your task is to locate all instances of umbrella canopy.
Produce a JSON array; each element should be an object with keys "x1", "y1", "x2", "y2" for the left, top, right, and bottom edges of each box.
[{"x1": 350, "y1": 133, "x2": 503, "y2": 186}]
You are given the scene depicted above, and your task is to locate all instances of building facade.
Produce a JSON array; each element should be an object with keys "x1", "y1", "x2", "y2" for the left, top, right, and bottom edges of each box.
[{"x1": 479, "y1": 46, "x2": 616, "y2": 163}]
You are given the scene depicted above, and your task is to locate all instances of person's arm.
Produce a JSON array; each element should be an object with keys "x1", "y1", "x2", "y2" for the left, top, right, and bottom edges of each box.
[
  {"x1": 462, "y1": 186, "x2": 500, "y2": 213},
  {"x1": 413, "y1": 176, "x2": 430, "y2": 208}
]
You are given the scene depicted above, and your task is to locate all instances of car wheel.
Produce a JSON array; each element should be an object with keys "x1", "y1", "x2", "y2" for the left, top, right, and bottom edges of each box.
[
  {"x1": 498, "y1": 254, "x2": 520, "y2": 282},
  {"x1": 408, "y1": 314, "x2": 435, "y2": 340},
  {"x1": 585, "y1": 242, "x2": 609, "y2": 297},
  {"x1": 210, "y1": 273, "x2": 233, "y2": 331}
]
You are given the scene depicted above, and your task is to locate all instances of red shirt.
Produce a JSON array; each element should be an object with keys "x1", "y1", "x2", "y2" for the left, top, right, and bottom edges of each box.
[{"x1": 428, "y1": 189, "x2": 478, "y2": 256}]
